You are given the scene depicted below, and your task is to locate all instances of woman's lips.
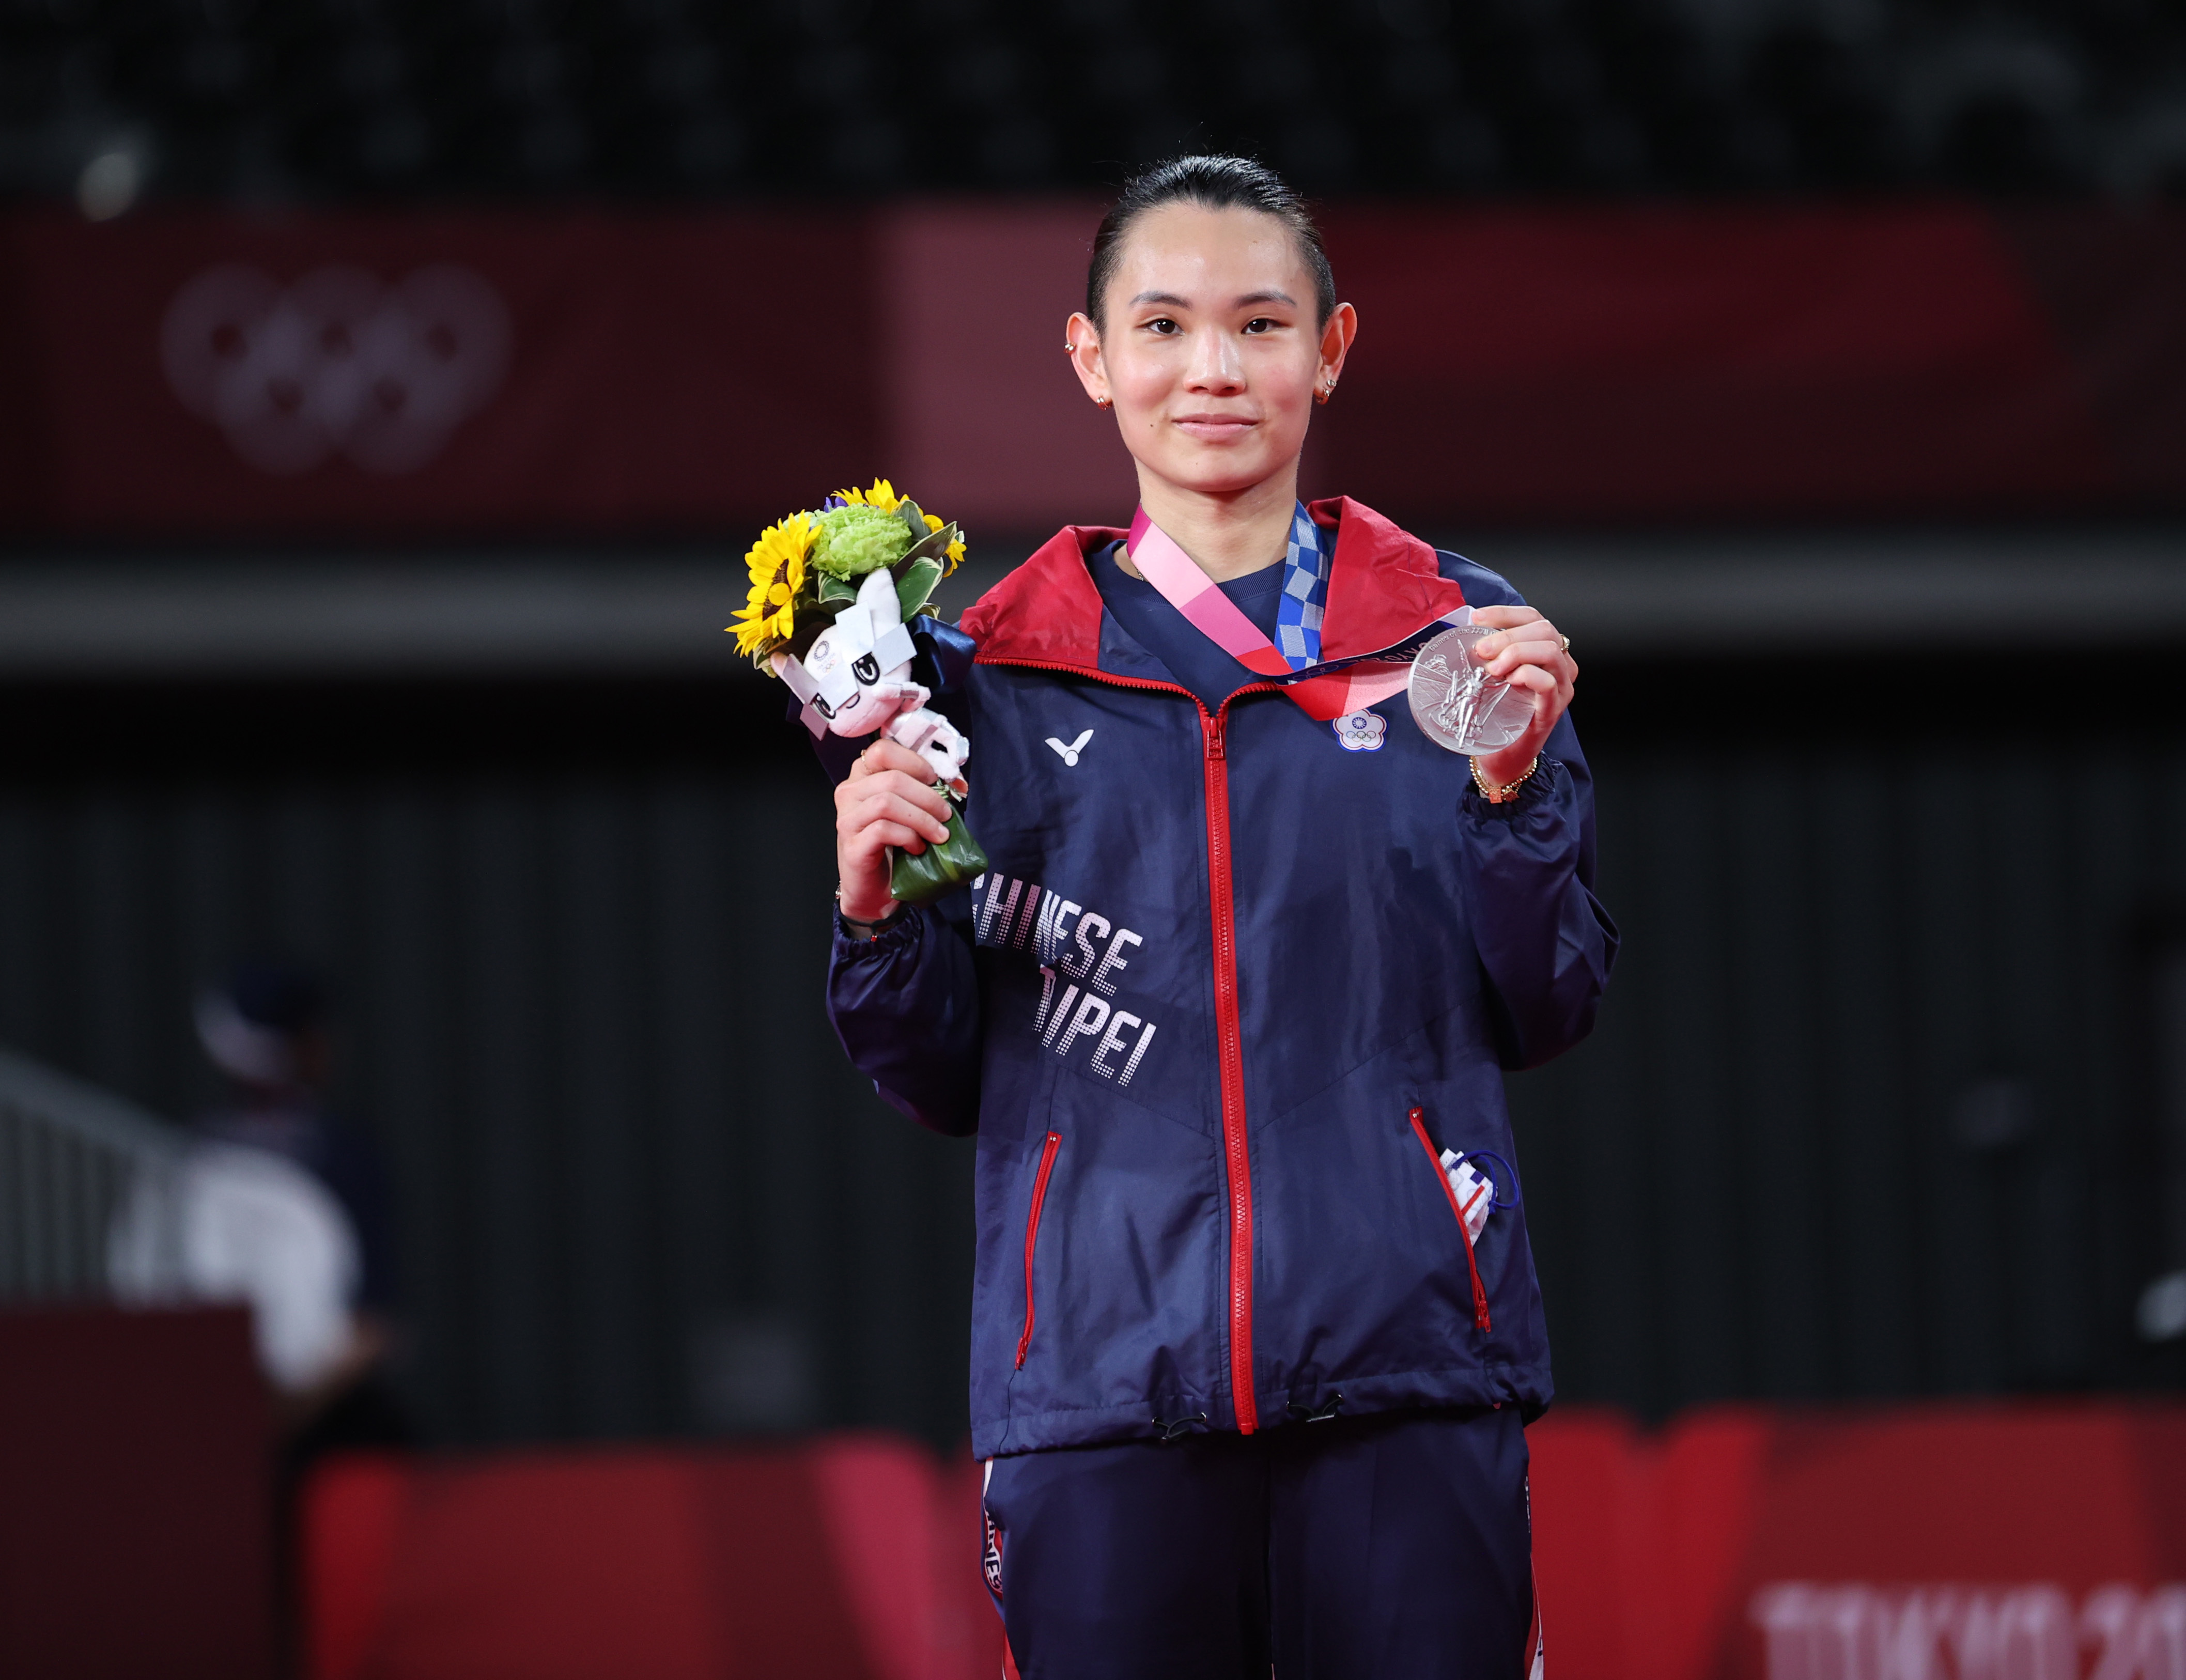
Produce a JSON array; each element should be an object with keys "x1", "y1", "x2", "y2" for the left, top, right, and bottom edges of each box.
[{"x1": 1172, "y1": 415, "x2": 1257, "y2": 441}]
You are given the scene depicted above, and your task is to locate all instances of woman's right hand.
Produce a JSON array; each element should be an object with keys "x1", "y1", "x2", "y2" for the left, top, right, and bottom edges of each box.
[{"x1": 835, "y1": 738, "x2": 955, "y2": 923}]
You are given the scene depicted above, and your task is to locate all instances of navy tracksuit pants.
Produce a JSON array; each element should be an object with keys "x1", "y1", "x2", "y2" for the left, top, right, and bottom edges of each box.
[{"x1": 980, "y1": 1405, "x2": 1539, "y2": 1680}]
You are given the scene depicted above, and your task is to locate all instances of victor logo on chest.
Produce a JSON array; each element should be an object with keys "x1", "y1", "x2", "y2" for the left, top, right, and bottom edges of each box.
[{"x1": 1045, "y1": 729, "x2": 1093, "y2": 767}]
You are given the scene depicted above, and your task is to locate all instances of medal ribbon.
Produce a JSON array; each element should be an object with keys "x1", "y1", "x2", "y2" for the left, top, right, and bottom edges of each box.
[{"x1": 1126, "y1": 506, "x2": 1441, "y2": 723}]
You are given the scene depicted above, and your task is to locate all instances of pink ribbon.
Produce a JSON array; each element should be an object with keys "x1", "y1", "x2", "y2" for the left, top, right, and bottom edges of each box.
[{"x1": 1126, "y1": 507, "x2": 1423, "y2": 722}]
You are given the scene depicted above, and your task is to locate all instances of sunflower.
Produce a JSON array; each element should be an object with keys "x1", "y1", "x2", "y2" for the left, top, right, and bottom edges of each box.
[
  {"x1": 835, "y1": 478, "x2": 906, "y2": 514},
  {"x1": 921, "y1": 510, "x2": 968, "y2": 574},
  {"x1": 727, "y1": 511, "x2": 814, "y2": 659}
]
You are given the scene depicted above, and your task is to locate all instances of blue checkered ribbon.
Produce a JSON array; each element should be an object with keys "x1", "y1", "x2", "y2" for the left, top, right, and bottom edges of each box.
[{"x1": 1274, "y1": 502, "x2": 1330, "y2": 671}]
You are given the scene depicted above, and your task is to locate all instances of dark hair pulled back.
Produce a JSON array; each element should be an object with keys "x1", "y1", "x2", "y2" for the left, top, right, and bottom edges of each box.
[{"x1": 1087, "y1": 155, "x2": 1336, "y2": 331}]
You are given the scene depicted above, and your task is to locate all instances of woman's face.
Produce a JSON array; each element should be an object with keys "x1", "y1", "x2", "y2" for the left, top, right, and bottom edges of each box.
[{"x1": 1072, "y1": 202, "x2": 1355, "y2": 502}]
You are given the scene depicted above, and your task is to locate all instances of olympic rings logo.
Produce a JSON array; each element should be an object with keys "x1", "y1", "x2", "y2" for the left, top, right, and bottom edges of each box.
[{"x1": 161, "y1": 264, "x2": 511, "y2": 476}]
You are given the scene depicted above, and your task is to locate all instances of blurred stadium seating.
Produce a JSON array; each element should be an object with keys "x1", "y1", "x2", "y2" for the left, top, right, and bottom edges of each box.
[{"x1": 1, "y1": 0, "x2": 2182, "y2": 210}]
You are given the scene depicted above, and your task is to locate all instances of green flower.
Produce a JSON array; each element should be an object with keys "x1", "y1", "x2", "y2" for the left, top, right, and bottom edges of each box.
[{"x1": 809, "y1": 503, "x2": 914, "y2": 578}]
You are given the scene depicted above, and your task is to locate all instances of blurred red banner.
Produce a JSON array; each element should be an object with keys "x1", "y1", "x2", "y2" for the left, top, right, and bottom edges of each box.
[
  {"x1": 298, "y1": 1403, "x2": 2185, "y2": 1680},
  {"x1": 0, "y1": 209, "x2": 880, "y2": 537},
  {"x1": 302, "y1": 1433, "x2": 1001, "y2": 1680},
  {"x1": 1316, "y1": 204, "x2": 2134, "y2": 522},
  {"x1": 0, "y1": 1306, "x2": 273, "y2": 1680},
  {"x1": 2, "y1": 203, "x2": 2180, "y2": 537},
  {"x1": 1530, "y1": 1402, "x2": 2186, "y2": 1680}
]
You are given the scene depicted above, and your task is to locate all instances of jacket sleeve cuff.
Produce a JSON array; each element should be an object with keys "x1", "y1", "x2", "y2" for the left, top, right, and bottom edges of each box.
[{"x1": 832, "y1": 903, "x2": 923, "y2": 955}]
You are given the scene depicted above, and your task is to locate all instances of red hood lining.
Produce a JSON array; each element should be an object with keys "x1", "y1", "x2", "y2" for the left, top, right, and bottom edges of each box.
[{"x1": 959, "y1": 496, "x2": 1470, "y2": 673}]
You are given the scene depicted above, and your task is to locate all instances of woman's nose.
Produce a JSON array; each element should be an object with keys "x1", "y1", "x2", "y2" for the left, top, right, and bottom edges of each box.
[{"x1": 1186, "y1": 328, "x2": 1244, "y2": 393}]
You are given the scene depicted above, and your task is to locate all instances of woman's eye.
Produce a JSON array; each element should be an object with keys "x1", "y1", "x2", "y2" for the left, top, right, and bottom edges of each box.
[
  {"x1": 1145, "y1": 317, "x2": 1179, "y2": 334},
  {"x1": 1244, "y1": 318, "x2": 1276, "y2": 334}
]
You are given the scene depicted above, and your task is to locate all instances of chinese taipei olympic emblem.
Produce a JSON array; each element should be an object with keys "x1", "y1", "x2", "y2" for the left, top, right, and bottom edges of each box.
[{"x1": 1331, "y1": 709, "x2": 1387, "y2": 751}]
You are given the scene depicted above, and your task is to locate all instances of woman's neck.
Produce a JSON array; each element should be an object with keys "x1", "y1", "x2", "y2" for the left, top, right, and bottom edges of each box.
[{"x1": 1124, "y1": 470, "x2": 1299, "y2": 584}]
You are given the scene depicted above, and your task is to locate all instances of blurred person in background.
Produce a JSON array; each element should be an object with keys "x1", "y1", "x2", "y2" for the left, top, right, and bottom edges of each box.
[
  {"x1": 827, "y1": 157, "x2": 1614, "y2": 1680},
  {"x1": 110, "y1": 961, "x2": 413, "y2": 1464}
]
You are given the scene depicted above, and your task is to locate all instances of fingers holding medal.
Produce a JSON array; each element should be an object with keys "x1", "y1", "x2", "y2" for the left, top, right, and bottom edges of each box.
[{"x1": 1466, "y1": 604, "x2": 1577, "y2": 769}]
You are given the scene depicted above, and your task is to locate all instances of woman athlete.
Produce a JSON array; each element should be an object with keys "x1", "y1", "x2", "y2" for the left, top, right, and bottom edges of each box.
[{"x1": 825, "y1": 155, "x2": 1617, "y2": 1680}]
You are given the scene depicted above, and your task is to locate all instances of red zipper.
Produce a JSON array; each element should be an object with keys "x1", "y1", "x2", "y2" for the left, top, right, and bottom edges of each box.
[
  {"x1": 1015, "y1": 1130, "x2": 1062, "y2": 1368},
  {"x1": 1201, "y1": 698, "x2": 1260, "y2": 1434},
  {"x1": 982, "y1": 656, "x2": 1276, "y2": 1435},
  {"x1": 1410, "y1": 1107, "x2": 1491, "y2": 1331}
]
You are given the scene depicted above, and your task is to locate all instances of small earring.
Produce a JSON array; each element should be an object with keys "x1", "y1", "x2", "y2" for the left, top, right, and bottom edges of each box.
[
  {"x1": 1064, "y1": 342, "x2": 1075, "y2": 353},
  {"x1": 1315, "y1": 384, "x2": 1332, "y2": 406},
  {"x1": 1095, "y1": 396, "x2": 1112, "y2": 409}
]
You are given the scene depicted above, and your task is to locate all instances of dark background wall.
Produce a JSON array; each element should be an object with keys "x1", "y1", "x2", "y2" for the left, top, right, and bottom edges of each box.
[
  {"x1": 0, "y1": 675, "x2": 971, "y2": 1446},
  {"x1": 7, "y1": 638, "x2": 2179, "y2": 1450},
  {"x1": 1518, "y1": 652, "x2": 2186, "y2": 1416}
]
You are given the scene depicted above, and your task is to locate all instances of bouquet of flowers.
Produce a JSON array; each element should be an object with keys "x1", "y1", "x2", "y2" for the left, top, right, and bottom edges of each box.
[{"x1": 729, "y1": 480, "x2": 988, "y2": 905}]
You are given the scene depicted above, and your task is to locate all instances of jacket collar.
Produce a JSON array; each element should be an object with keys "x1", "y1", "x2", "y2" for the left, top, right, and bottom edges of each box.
[{"x1": 959, "y1": 496, "x2": 1467, "y2": 673}]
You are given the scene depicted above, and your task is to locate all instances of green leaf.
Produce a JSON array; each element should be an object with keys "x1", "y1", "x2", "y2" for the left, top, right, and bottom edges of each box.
[
  {"x1": 889, "y1": 802, "x2": 988, "y2": 905},
  {"x1": 899, "y1": 521, "x2": 955, "y2": 568},
  {"x1": 816, "y1": 571, "x2": 859, "y2": 605},
  {"x1": 896, "y1": 501, "x2": 926, "y2": 546},
  {"x1": 894, "y1": 555, "x2": 944, "y2": 622}
]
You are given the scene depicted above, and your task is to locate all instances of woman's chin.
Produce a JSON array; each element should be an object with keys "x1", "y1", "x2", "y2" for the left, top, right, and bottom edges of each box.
[{"x1": 1141, "y1": 443, "x2": 1291, "y2": 497}]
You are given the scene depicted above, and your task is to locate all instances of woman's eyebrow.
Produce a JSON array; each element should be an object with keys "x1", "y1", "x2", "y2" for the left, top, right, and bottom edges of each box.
[
  {"x1": 1234, "y1": 290, "x2": 1297, "y2": 308},
  {"x1": 1129, "y1": 290, "x2": 1192, "y2": 309}
]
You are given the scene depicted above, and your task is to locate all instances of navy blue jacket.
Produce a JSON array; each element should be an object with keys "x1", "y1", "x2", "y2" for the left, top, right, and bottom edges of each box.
[{"x1": 826, "y1": 498, "x2": 1617, "y2": 1459}]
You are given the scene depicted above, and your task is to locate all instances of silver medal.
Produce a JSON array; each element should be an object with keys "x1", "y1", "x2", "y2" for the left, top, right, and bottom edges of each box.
[{"x1": 1406, "y1": 617, "x2": 1533, "y2": 755}]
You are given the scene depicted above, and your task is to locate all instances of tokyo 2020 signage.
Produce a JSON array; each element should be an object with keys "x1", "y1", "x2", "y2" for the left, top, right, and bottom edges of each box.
[{"x1": 161, "y1": 264, "x2": 510, "y2": 475}]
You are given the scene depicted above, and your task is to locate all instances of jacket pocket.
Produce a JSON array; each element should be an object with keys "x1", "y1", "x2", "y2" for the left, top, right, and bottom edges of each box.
[
  {"x1": 1015, "y1": 1131, "x2": 1062, "y2": 1368},
  {"x1": 1407, "y1": 1107, "x2": 1491, "y2": 1331}
]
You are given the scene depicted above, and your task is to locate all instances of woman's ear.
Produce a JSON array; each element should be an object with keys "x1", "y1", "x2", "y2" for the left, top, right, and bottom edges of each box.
[
  {"x1": 1317, "y1": 303, "x2": 1358, "y2": 399},
  {"x1": 1064, "y1": 311, "x2": 1112, "y2": 409}
]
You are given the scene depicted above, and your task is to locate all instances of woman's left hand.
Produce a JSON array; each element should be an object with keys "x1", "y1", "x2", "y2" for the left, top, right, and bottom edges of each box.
[{"x1": 1468, "y1": 604, "x2": 1577, "y2": 795}]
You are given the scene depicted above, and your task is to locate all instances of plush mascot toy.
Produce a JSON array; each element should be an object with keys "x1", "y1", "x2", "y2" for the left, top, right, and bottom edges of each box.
[
  {"x1": 771, "y1": 567, "x2": 982, "y2": 901},
  {"x1": 774, "y1": 568, "x2": 970, "y2": 796}
]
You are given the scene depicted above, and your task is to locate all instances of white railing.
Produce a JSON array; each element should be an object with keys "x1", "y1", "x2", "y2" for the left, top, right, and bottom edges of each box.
[{"x1": 0, "y1": 1046, "x2": 185, "y2": 1303}]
